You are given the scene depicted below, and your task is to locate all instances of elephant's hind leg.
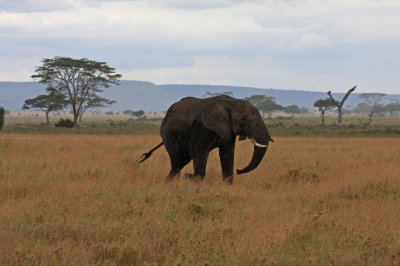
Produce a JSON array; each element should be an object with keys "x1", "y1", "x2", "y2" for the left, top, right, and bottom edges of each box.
[{"x1": 166, "y1": 152, "x2": 191, "y2": 181}]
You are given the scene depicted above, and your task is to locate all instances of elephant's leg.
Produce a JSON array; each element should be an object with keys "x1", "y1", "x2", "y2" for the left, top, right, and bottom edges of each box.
[
  {"x1": 167, "y1": 153, "x2": 191, "y2": 181},
  {"x1": 191, "y1": 151, "x2": 210, "y2": 180},
  {"x1": 219, "y1": 141, "x2": 235, "y2": 184},
  {"x1": 165, "y1": 146, "x2": 191, "y2": 181}
]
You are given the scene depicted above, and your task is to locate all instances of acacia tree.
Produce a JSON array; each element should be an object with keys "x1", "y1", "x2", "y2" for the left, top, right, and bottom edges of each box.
[
  {"x1": 284, "y1": 105, "x2": 300, "y2": 118},
  {"x1": 385, "y1": 101, "x2": 400, "y2": 116},
  {"x1": 352, "y1": 102, "x2": 371, "y2": 114},
  {"x1": 122, "y1": 109, "x2": 145, "y2": 119},
  {"x1": 313, "y1": 98, "x2": 338, "y2": 126},
  {"x1": 22, "y1": 94, "x2": 67, "y2": 124},
  {"x1": 31, "y1": 57, "x2": 121, "y2": 126},
  {"x1": 132, "y1": 110, "x2": 145, "y2": 120},
  {"x1": 203, "y1": 91, "x2": 233, "y2": 97},
  {"x1": 300, "y1": 107, "x2": 310, "y2": 116},
  {"x1": 359, "y1": 92, "x2": 386, "y2": 123},
  {"x1": 327, "y1": 85, "x2": 357, "y2": 127},
  {"x1": 245, "y1": 95, "x2": 284, "y2": 118}
]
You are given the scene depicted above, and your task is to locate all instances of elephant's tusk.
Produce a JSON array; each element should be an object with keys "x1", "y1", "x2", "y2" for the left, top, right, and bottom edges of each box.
[{"x1": 250, "y1": 138, "x2": 268, "y2": 148}]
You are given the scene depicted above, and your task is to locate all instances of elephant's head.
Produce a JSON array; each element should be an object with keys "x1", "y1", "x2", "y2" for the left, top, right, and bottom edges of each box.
[{"x1": 200, "y1": 97, "x2": 273, "y2": 175}]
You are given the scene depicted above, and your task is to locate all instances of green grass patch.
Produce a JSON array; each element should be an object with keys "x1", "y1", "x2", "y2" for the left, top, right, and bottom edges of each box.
[{"x1": 2, "y1": 116, "x2": 400, "y2": 137}]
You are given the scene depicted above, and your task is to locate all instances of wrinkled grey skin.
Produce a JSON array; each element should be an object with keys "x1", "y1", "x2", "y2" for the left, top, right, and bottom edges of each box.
[{"x1": 138, "y1": 95, "x2": 273, "y2": 183}]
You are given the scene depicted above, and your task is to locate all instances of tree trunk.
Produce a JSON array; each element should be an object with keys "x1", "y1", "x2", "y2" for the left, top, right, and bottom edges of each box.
[
  {"x1": 45, "y1": 111, "x2": 50, "y2": 124},
  {"x1": 321, "y1": 110, "x2": 325, "y2": 126},
  {"x1": 338, "y1": 108, "x2": 343, "y2": 127},
  {"x1": 327, "y1": 86, "x2": 356, "y2": 128},
  {"x1": 368, "y1": 113, "x2": 373, "y2": 123},
  {"x1": 73, "y1": 108, "x2": 79, "y2": 127}
]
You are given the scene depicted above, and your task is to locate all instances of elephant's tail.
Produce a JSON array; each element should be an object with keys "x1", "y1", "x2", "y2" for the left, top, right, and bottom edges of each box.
[{"x1": 137, "y1": 142, "x2": 164, "y2": 163}]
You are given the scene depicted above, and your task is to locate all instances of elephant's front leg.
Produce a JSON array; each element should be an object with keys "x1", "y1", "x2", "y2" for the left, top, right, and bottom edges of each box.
[
  {"x1": 191, "y1": 151, "x2": 210, "y2": 180},
  {"x1": 219, "y1": 140, "x2": 235, "y2": 184}
]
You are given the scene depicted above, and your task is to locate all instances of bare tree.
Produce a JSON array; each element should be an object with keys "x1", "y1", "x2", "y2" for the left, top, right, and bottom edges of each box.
[{"x1": 327, "y1": 85, "x2": 357, "y2": 127}]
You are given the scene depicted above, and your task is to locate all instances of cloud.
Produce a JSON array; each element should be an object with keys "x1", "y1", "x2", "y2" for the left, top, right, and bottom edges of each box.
[
  {"x1": 122, "y1": 54, "x2": 400, "y2": 93},
  {"x1": 0, "y1": 0, "x2": 77, "y2": 12},
  {"x1": 0, "y1": 0, "x2": 141, "y2": 12},
  {"x1": 0, "y1": 0, "x2": 399, "y2": 93},
  {"x1": 294, "y1": 32, "x2": 330, "y2": 49},
  {"x1": 147, "y1": 0, "x2": 263, "y2": 9}
]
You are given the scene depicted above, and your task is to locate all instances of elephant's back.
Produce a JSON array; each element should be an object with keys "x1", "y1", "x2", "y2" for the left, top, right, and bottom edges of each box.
[
  {"x1": 161, "y1": 97, "x2": 203, "y2": 138},
  {"x1": 164, "y1": 98, "x2": 203, "y2": 123}
]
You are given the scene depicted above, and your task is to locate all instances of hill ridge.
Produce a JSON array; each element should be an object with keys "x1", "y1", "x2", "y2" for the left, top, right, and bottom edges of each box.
[{"x1": 1, "y1": 80, "x2": 399, "y2": 112}]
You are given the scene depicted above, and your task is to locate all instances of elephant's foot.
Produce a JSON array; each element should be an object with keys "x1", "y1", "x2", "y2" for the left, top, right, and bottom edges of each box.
[
  {"x1": 223, "y1": 175, "x2": 233, "y2": 184},
  {"x1": 165, "y1": 171, "x2": 180, "y2": 183},
  {"x1": 185, "y1": 173, "x2": 204, "y2": 181},
  {"x1": 165, "y1": 175, "x2": 174, "y2": 183}
]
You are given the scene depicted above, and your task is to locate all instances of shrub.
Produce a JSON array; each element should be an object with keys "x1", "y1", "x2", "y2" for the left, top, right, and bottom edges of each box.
[
  {"x1": 0, "y1": 106, "x2": 4, "y2": 130},
  {"x1": 55, "y1": 118, "x2": 74, "y2": 128}
]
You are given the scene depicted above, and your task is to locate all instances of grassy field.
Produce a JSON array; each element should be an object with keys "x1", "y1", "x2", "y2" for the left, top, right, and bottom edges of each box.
[
  {"x1": 2, "y1": 114, "x2": 400, "y2": 138},
  {"x1": 1, "y1": 133, "x2": 400, "y2": 265}
]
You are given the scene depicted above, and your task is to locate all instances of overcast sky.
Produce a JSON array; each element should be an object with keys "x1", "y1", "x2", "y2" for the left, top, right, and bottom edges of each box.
[{"x1": 1, "y1": 0, "x2": 399, "y2": 93}]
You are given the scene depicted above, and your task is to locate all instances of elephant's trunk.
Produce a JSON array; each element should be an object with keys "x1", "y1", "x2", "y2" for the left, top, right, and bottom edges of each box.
[{"x1": 236, "y1": 142, "x2": 268, "y2": 175}]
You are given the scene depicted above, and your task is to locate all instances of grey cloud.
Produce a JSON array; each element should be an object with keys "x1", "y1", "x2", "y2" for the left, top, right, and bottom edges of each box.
[
  {"x1": 0, "y1": 0, "x2": 140, "y2": 12},
  {"x1": 148, "y1": 0, "x2": 264, "y2": 9},
  {"x1": 0, "y1": 0, "x2": 76, "y2": 12},
  {"x1": 0, "y1": 0, "x2": 399, "y2": 92}
]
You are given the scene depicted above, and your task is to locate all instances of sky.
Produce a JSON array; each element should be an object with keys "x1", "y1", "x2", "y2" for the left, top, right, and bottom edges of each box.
[{"x1": 0, "y1": 0, "x2": 399, "y2": 93}]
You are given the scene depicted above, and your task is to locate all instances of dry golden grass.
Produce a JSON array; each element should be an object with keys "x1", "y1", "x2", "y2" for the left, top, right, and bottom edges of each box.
[{"x1": 0, "y1": 134, "x2": 400, "y2": 265}]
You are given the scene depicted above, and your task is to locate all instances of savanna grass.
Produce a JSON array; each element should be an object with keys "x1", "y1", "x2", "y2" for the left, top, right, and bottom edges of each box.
[{"x1": 0, "y1": 134, "x2": 400, "y2": 265}]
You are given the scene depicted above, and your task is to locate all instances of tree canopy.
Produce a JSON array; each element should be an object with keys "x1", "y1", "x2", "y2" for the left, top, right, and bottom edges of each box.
[
  {"x1": 284, "y1": 105, "x2": 300, "y2": 117},
  {"x1": 123, "y1": 109, "x2": 145, "y2": 119},
  {"x1": 22, "y1": 94, "x2": 67, "y2": 124},
  {"x1": 314, "y1": 98, "x2": 338, "y2": 125},
  {"x1": 384, "y1": 102, "x2": 400, "y2": 116},
  {"x1": 359, "y1": 92, "x2": 387, "y2": 123},
  {"x1": 31, "y1": 56, "x2": 121, "y2": 126},
  {"x1": 203, "y1": 91, "x2": 233, "y2": 97},
  {"x1": 359, "y1": 92, "x2": 386, "y2": 106},
  {"x1": 245, "y1": 95, "x2": 284, "y2": 118}
]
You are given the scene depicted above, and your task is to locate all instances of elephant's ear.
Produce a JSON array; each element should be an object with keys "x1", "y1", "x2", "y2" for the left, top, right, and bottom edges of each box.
[
  {"x1": 200, "y1": 103, "x2": 231, "y2": 141},
  {"x1": 231, "y1": 101, "x2": 247, "y2": 135}
]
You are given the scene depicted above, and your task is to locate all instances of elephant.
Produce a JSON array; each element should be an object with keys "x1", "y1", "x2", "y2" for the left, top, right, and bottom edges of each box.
[{"x1": 138, "y1": 95, "x2": 273, "y2": 183}]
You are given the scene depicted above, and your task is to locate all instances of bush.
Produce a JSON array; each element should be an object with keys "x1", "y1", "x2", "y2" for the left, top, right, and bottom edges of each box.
[
  {"x1": 0, "y1": 106, "x2": 4, "y2": 130},
  {"x1": 55, "y1": 118, "x2": 74, "y2": 128}
]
